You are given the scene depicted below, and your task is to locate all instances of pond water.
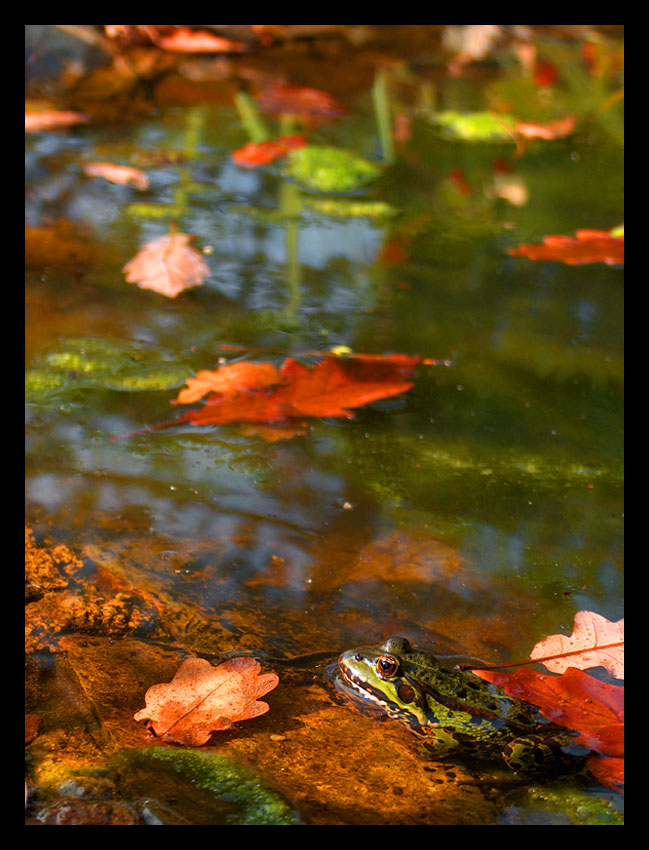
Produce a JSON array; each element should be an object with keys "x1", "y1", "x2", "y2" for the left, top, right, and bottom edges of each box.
[{"x1": 26, "y1": 31, "x2": 623, "y2": 825}]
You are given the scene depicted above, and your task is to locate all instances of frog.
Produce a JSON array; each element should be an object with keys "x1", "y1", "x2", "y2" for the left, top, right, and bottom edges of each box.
[{"x1": 337, "y1": 636, "x2": 585, "y2": 775}]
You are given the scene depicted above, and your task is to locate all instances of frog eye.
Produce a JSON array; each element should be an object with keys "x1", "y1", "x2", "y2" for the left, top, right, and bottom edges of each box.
[{"x1": 376, "y1": 654, "x2": 400, "y2": 678}]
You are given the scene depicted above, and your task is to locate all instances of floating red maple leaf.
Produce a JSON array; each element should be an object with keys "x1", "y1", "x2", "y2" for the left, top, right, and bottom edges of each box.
[
  {"x1": 472, "y1": 612, "x2": 624, "y2": 792},
  {"x1": 172, "y1": 354, "x2": 423, "y2": 426},
  {"x1": 122, "y1": 232, "x2": 209, "y2": 298},
  {"x1": 509, "y1": 229, "x2": 624, "y2": 265},
  {"x1": 232, "y1": 134, "x2": 306, "y2": 168},
  {"x1": 475, "y1": 666, "x2": 624, "y2": 791},
  {"x1": 475, "y1": 667, "x2": 623, "y2": 755}
]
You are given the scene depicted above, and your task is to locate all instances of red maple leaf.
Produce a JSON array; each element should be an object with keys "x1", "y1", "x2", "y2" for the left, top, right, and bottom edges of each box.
[
  {"x1": 509, "y1": 229, "x2": 624, "y2": 265},
  {"x1": 232, "y1": 135, "x2": 306, "y2": 168},
  {"x1": 475, "y1": 666, "x2": 624, "y2": 790}
]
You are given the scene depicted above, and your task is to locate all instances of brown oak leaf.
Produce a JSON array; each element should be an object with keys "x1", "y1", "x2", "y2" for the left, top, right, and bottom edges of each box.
[
  {"x1": 134, "y1": 656, "x2": 279, "y2": 746},
  {"x1": 122, "y1": 232, "x2": 209, "y2": 298},
  {"x1": 152, "y1": 27, "x2": 247, "y2": 53},
  {"x1": 82, "y1": 162, "x2": 149, "y2": 191}
]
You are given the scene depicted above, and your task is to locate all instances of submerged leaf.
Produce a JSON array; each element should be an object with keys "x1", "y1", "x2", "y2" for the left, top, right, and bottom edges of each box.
[
  {"x1": 134, "y1": 657, "x2": 279, "y2": 746},
  {"x1": 256, "y1": 83, "x2": 345, "y2": 117},
  {"x1": 122, "y1": 233, "x2": 209, "y2": 297}
]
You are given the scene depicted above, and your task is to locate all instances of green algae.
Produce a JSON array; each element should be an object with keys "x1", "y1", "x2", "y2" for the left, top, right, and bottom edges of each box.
[
  {"x1": 26, "y1": 337, "x2": 192, "y2": 402},
  {"x1": 284, "y1": 145, "x2": 382, "y2": 193},
  {"x1": 504, "y1": 784, "x2": 623, "y2": 825},
  {"x1": 28, "y1": 747, "x2": 301, "y2": 825},
  {"x1": 304, "y1": 197, "x2": 397, "y2": 219},
  {"x1": 432, "y1": 110, "x2": 517, "y2": 141}
]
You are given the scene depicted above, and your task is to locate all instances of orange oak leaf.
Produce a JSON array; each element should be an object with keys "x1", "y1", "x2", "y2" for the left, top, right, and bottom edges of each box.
[
  {"x1": 151, "y1": 27, "x2": 247, "y2": 53},
  {"x1": 530, "y1": 611, "x2": 624, "y2": 679},
  {"x1": 25, "y1": 110, "x2": 89, "y2": 132},
  {"x1": 122, "y1": 232, "x2": 209, "y2": 298},
  {"x1": 232, "y1": 135, "x2": 306, "y2": 168},
  {"x1": 173, "y1": 354, "x2": 422, "y2": 426},
  {"x1": 134, "y1": 656, "x2": 279, "y2": 746},
  {"x1": 82, "y1": 162, "x2": 150, "y2": 191},
  {"x1": 509, "y1": 229, "x2": 624, "y2": 265},
  {"x1": 256, "y1": 83, "x2": 346, "y2": 117},
  {"x1": 474, "y1": 667, "x2": 623, "y2": 759}
]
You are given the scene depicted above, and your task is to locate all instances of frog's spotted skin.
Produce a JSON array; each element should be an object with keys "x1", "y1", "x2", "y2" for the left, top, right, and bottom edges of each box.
[{"x1": 338, "y1": 636, "x2": 581, "y2": 775}]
